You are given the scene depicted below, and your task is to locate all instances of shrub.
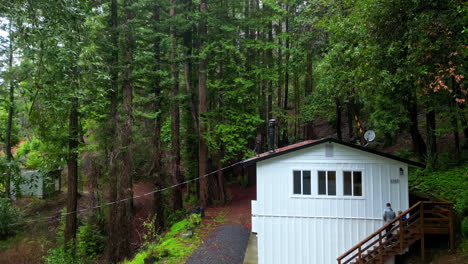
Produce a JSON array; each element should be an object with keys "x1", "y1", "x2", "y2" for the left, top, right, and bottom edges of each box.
[
  {"x1": 166, "y1": 209, "x2": 186, "y2": 227},
  {"x1": 462, "y1": 217, "x2": 468, "y2": 238},
  {"x1": 187, "y1": 213, "x2": 201, "y2": 230},
  {"x1": 0, "y1": 198, "x2": 21, "y2": 238},
  {"x1": 45, "y1": 246, "x2": 82, "y2": 264},
  {"x1": 409, "y1": 165, "x2": 468, "y2": 216},
  {"x1": 77, "y1": 221, "x2": 106, "y2": 260}
]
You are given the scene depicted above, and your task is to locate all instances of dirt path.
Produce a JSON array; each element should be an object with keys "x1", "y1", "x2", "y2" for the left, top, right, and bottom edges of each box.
[
  {"x1": 130, "y1": 181, "x2": 154, "y2": 252},
  {"x1": 185, "y1": 185, "x2": 256, "y2": 264}
]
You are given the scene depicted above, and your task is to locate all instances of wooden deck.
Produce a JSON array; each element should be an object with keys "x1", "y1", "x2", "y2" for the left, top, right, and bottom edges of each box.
[{"x1": 337, "y1": 200, "x2": 454, "y2": 264}]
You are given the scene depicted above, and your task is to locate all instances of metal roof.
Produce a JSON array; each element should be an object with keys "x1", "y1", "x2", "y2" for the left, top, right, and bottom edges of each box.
[{"x1": 242, "y1": 138, "x2": 424, "y2": 168}]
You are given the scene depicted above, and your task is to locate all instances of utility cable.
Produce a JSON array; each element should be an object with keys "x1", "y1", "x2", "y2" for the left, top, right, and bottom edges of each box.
[{"x1": 7, "y1": 160, "x2": 245, "y2": 227}]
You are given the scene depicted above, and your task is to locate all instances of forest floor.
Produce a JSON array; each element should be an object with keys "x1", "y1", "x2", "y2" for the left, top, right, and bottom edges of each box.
[
  {"x1": 0, "y1": 182, "x2": 256, "y2": 264},
  {"x1": 182, "y1": 184, "x2": 255, "y2": 264}
]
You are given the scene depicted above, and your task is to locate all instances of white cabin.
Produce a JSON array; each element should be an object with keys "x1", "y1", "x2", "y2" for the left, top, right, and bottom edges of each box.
[
  {"x1": 245, "y1": 138, "x2": 423, "y2": 264},
  {"x1": 10, "y1": 170, "x2": 61, "y2": 199}
]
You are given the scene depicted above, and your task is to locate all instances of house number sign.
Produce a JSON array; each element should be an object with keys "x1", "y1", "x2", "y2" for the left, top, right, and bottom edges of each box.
[{"x1": 390, "y1": 179, "x2": 400, "y2": 184}]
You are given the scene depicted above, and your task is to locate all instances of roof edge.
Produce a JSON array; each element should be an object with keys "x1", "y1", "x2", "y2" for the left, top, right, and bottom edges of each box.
[{"x1": 242, "y1": 137, "x2": 425, "y2": 168}]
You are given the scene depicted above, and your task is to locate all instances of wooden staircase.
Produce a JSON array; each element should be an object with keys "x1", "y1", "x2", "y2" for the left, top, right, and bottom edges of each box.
[{"x1": 337, "y1": 201, "x2": 454, "y2": 264}]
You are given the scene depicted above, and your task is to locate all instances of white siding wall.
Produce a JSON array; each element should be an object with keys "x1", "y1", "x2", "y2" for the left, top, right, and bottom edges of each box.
[{"x1": 252, "y1": 143, "x2": 409, "y2": 264}]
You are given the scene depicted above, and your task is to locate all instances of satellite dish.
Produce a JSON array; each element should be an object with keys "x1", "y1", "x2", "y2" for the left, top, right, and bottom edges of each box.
[{"x1": 364, "y1": 130, "x2": 376, "y2": 143}]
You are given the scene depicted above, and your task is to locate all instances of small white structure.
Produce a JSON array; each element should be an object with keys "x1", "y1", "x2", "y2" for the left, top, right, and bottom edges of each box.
[
  {"x1": 244, "y1": 138, "x2": 423, "y2": 264},
  {"x1": 11, "y1": 170, "x2": 61, "y2": 199}
]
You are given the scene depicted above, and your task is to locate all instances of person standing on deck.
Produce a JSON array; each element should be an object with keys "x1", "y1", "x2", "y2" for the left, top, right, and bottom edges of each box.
[{"x1": 383, "y1": 203, "x2": 396, "y2": 245}]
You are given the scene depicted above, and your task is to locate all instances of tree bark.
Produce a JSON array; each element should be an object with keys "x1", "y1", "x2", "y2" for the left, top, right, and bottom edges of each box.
[
  {"x1": 346, "y1": 102, "x2": 355, "y2": 143},
  {"x1": 213, "y1": 153, "x2": 225, "y2": 203},
  {"x1": 407, "y1": 96, "x2": 427, "y2": 161},
  {"x1": 113, "y1": 0, "x2": 134, "y2": 260},
  {"x1": 450, "y1": 77, "x2": 460, "y2": 163},
  {"x1": 5, "y1": 19, "x2": 14, "y2": 198},
  {"x1": 426, "y1": 105, "x2": 437, "y2": 158},
  {"x1": 149, "y1": 0, "x2": 165, "y2": 235},
  {"x1": 170, "y1": 0, "x2": 183, "y2": 211},
  {"x1": 64, "y1": 97, "x2": 79, "y2": 247},
  {"x1": 281, "y1": 4, "x2": 290, "y2": 146},
  {"x1": 335, "y1": 98, "x2": 342, "y2": 140},
  {"x1": 107, "y1": 0, "x2": 120, "y2": 260},
  {"x1": 198, "y1": 0, "x2": 209, "y2": 207},
  {"x1": 304, "y1": 51, "x2": 314, "y2": 139}
]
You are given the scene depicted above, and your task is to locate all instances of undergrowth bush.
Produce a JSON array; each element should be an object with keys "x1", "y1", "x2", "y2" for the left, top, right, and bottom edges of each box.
[
  {"x1": 45, "y1": 246, "x2": 82, "y2": 264},
  {"x1": 124, "y1": 214, "x2": 202, "y2": 264},
  {"x1": 409, "y1": 165, "x2": 468, "y2": 216},
  {"x1": 77, "y1": 221, "x2": 106, "y2": 260},
  {"x1": 0, "y1": 198, "x2": 21, "y2": 238},
  {"x1": 45, "y1": 209, "x2": 106, "y2": 264}
]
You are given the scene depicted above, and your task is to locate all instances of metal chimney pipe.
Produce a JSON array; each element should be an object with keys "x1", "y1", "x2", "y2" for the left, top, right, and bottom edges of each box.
[{"x1": 268, "y1": 119, "x2": 276, "y2": 153}]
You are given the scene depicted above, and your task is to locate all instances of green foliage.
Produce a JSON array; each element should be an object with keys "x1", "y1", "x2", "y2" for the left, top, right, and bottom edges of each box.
[
  {"x1": 183, "y1": 193, "x2": 198, "y2": 206},
  {"x1": 124, "y1": 215, "x2": 202, "y2": 264},
  {"x1": 76, "y1": 221, "x2": 106, "y2": 260},
  {"x1": 165, "y1": 209, "x2": 186, "y2": 227},
  {"x1": 462, "y1": 217, "x2": 468, "y2": 238},
  {"x1": 45, "y1": 246, "x2": 83, "y2": 264},
  {"x1": 0, "y1": 198, "x2": 21, "y2": 238},
  {"x1": 409, "y1": 165, "x2": 468, "y2": 216},
  {"x1": 0, "y1": 158, "x2": 22, "y2": 196},
  {"x1": 187, "y1": 214, "x2": 201, "y2": 230}
]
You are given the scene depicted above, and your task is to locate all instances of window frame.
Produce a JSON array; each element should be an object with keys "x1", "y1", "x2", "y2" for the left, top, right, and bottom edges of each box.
[
  {"x1": 292, "y1": 169, "x2": 312, "y2": 196},
  {"x1": 343, "y1": 170, "x2": 363, "y2": 197},
  {"x1": 290, "y1": 167, "x2": 365, "y2": 199},
  {"x1": 318, "y1": 170, "x2": 337, "y2": 196}
]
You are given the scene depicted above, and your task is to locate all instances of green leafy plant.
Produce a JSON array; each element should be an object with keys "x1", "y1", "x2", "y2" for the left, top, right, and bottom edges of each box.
[
  {"x1": 45, "y1": 246, "x2": 83, "y2": 264},
  {"x1": 77, "y1": 221, "x2": 106, "y2": 260},
  {"x1": 187, "y1": 213, "x2": 201, "y2": 230},
  {"x1": 409, "y1": 165, "x2": 468, "y2": 216},
  {"x1": 0, "y1": 198, "x2": 21, "y2": 238}
]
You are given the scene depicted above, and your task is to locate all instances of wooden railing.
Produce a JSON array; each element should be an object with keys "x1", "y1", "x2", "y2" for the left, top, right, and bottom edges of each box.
[{"x1": 337, "y1": 201, "x2": 454, "y2": 264}]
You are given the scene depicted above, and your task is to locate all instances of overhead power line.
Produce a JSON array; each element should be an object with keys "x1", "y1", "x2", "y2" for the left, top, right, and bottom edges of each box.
[{"x1": 7, "y1": 160, "x2": 245, "y2": 227}]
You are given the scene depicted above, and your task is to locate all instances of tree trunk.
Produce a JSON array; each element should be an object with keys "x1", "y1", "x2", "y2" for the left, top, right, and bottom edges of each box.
[
  {"x1": 346, "y1": 102, "x2": 355, "y2": 143},
  {"x1": 276, "y1": 20, "x2": 283, "y2": 113},
  {"x1": 450, "y1": 77, "x2": 460, "y2": 163},
  {"x1": 198, "y1": 0, "x2": 209, "y2": 207},
  {"x1": 150, "y1": 1, "x2": 165, "y2": 234},
  {"x1": 64, "y1": 97, "x2": 79, "y2": 247},
  {"x1": 335, "y1": 98, "x2": 342, "y2": 140},
  {"x1": 293, "y1": 69, "x2": 300, "y2": 141},
  {"x1": 213, "y1": 153, "x2": 225, "y2": 203},
  {"x1": 281, "y1": 4, "x2": 290, "y2": 146},
  {"x1": 113, "y1": 0, "x2": 134, "y2": 260},
  {"x1": 5, "y1": 20, "x2": 14, "y2": 198},
  {"x1": 304, "y1": 52, "x2": 314, "y2": 139},
  {"x1": 170, "y1": 0, "x2": 183, "y2": 211},
  {"x1": 107, "y1": 0, "x2": 120, "y2": 261},
  {"x1": 426, "y1": 105, "x2": 437, "y2": 158},
  {"x1": 407, "y1": 97, "x2": 427, "y2": 161}
]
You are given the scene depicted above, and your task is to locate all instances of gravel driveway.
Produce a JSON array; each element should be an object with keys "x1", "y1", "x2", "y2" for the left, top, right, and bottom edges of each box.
[{"x1": 186, "y1": 225, "x2": 250, "y2": 264}]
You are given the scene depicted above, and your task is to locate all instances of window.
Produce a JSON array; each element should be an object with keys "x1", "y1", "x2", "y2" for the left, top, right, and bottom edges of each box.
[
  {"x1": 293, "y1": 170, "x2": 311, "y2": 195},
  {"x1": 318, "y1": 171, "x2": 336, "y2": 196},
  {"x1": 343, "y1": 171, "x2": 362, "y2": 196}
]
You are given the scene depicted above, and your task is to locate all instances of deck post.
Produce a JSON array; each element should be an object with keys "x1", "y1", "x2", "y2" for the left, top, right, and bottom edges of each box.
[
  {"x1": 399, "y1": 216, "x2": 404, "y2": 252},
  {"x1": 379, "y1": 232, "x2": 383, "y2": 263},
  {"x1": 358, "y1": 246, "x2": 362, "y2": 264},
  {"x1": 449, "y1": 203, "x2": 454, "y2": 250},
  {"x1": 420, "y1": 203, "x2": 425, "y2": 262}
]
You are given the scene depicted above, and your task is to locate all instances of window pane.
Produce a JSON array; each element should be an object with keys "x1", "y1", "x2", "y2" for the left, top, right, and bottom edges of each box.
[
  {"x1": 353, "y1": 171, "x2": 362, "y2": 196},
  {"x1": 293, "y1": 171, "x2": 301, "y2": 194},
  {"x1": 303, "y1": 171, "x2": 311, "y2": 195},
  {"x1": 328, "y1": 171, "x2": 336, "y2": 195},
  {"x1": 318, "y1": 171, "x2": 326, "y2": 195},
  {"x1": 343, "y1": 171, "x2": 352, "y2": 196}
]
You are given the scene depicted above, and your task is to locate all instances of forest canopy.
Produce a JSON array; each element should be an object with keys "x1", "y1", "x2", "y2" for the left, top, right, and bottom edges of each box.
[{"x1": 0, "y1": 0, "x2": 466, "y2": 263}]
